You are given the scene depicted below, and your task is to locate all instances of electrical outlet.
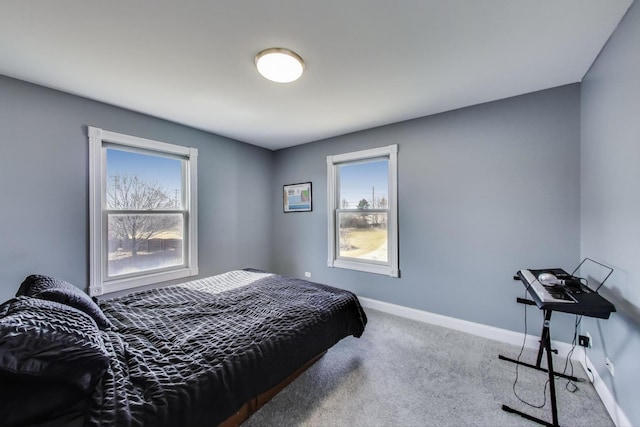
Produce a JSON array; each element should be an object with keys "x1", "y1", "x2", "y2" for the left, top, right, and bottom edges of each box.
[
  {"x1": 304, "y1": 272, "x2": 311, "y2": 278},
  {"x1": 578, "y1": 335, "x2": 590, "y2": 348},
  {"x1": 586, "y1": 332, "x2": 593, "y2": 348},
  {"x1": 605, "y1": 357, "x2": 615, "y2": 377}
]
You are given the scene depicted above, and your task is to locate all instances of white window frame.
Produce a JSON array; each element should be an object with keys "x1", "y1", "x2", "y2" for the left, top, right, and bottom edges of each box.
[
  {"x1": 327, "y1": 144, "x2": 399, "y2": 277},
  {"x1": 88, "y1": 126, "x2": 198, "y2": 296}
]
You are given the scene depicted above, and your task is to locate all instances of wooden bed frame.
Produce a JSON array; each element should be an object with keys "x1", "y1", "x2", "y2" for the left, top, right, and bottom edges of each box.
[{"x1": 219, "y1": 352, "x2": 326, "y2": 426}]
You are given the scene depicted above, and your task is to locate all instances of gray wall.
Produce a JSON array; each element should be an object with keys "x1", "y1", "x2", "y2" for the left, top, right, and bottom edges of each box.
[
  {"x1": 581, "y1": 1, "x2": 640, "y2": 425},
  {"x1": 272, "y1": 84, "x2": 581, "y2": 341},
  {"x1": 0, "y1": 75, "x2": 274, "y2": 302}
]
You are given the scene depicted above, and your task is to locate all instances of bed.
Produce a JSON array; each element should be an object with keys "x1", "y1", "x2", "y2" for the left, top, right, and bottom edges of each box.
[{"x1": 0, "y1": 269, "x2": 367, "y2": 427}]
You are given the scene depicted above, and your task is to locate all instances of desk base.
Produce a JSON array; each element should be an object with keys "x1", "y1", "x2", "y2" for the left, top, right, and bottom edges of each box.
[
  {"x1": 502, "y1": 404, "x2": 555, "y2": 427},
  {"x1": 498, "y1": 355, "x2": 578, "y2": 382},
  {"x1": 501, "y1": 308, "x2": 561, "y2": 426}
]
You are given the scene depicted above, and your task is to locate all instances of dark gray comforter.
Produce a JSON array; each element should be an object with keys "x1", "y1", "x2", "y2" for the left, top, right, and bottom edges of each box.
[{"x1": 87, "y1": 270, "x2": 367, "y2": 426}]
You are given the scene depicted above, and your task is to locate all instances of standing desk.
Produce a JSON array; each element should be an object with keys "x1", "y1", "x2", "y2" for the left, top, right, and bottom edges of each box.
[{"x1": 499, "y1": 268, "x2": 615, "y2": 427}]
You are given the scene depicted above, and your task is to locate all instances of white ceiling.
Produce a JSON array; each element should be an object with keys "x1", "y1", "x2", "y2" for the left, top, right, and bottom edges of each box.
[{"x1": 0, "y1": 1, "x2": 632, "y2": 150}]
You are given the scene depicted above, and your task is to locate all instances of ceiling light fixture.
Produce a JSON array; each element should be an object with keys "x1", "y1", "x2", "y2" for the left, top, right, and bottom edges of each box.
[{"x1": 254, "y1": 48, "x2": 305, "y2": 83}]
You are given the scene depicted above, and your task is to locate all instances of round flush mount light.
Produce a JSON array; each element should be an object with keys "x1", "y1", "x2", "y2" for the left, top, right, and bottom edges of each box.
[{"x1": 254, "y1": 48, "x2": 305, "y2": 83}]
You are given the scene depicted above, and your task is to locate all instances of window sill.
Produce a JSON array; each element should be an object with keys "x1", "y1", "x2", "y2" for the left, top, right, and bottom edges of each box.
[
  {"x1": 90, "y1": 266, "x2": 199, "y2": 296},
  {"x1": 328, "y1": 259, "x2": 399, "y2": 277}
]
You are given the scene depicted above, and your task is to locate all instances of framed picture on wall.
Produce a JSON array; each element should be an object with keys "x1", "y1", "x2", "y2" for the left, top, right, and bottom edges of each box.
[{"x1": 283, "y1": 182, "x2": 312, "y2": 212}]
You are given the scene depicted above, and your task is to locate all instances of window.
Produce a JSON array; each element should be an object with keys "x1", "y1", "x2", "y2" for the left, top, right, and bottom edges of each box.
[
  {"x1": 88, "y1": 127, "x2": 198, "y2": 296},
  {"x1": 327, "y1": 144, "x2": 399, "y2": 277}
]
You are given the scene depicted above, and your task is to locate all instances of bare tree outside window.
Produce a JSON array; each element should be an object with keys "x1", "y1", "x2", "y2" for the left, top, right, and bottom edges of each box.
[
  {"x1": 372, "y1": 195, "x2": 388, "y2": 227},
  {"x1": 108, "y1": 175, "x2": 179, "y2": 255},
  {"x1": 107, "y1": 174, "x2": 183, "y2": 276},
  {"x1": 376, "y1": 196, "x2": 387, "y2": 209}
]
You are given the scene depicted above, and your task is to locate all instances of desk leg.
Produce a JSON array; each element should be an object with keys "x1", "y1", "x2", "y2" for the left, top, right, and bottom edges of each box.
[
  {"x1": 543, "y1": 314, "x2": 559, "y2": 426},
  {"x1": 536, "y1": 309, "x2": 552, "y2": 367}
]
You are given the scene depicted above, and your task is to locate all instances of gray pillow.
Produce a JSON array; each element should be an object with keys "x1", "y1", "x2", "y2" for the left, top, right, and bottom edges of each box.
[
  {"x1": 0, "y1": 296, "x2": 110, "y2": 392},
  {"x1": 17, "y1": 274, "x2": 113, "y2": 330}
]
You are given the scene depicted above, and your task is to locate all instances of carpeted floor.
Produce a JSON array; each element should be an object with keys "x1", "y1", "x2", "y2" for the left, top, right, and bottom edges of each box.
[{"x1": 245, "y1": 308, "x2": 614, "y2": 427}]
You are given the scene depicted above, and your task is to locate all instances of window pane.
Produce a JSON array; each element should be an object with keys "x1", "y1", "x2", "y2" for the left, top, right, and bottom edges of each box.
[
  {"x1": 338, "y1": 159, "x2": 388, "y2": 210},
  {"x1": 107, "y1": 148, "x2": 183, "y2": 210},
  {"x1": 107, "y1": 213, "x2": 183, "y2": 277},
  {"x1": 338, "y1": 212, "x2": 388, "y2": 262}
]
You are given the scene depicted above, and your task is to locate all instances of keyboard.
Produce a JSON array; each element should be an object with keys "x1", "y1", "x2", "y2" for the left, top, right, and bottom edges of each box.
[{"x1": 519, "y1": 269, "x2": 576, "y2": 304}]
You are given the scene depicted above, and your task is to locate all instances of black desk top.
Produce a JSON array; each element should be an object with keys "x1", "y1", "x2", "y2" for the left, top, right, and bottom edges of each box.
[{"x1": 516, "y1": 268, "x2": 616, "y2": 319}]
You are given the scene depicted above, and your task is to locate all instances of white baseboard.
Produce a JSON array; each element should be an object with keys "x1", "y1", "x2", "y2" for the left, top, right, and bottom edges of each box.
[
  {"x1": 357, "y1": 296, "x2": 630, "y2": 427},
  {"x1": 577, "y1": 348, "x2": 632, "y2": 427},
  {"x1": 358, "y1": 296, "x2": 575, "y2": 358}
]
